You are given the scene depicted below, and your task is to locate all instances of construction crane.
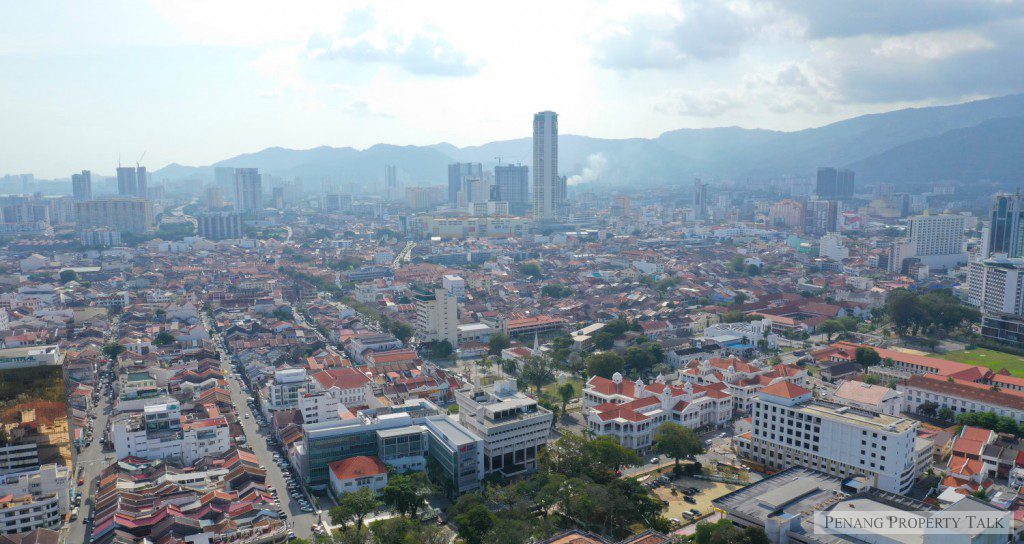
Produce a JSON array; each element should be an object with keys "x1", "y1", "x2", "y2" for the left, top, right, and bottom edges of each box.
[{"x1": 136, "y1": 150, "x2": 147, "y2": 167}]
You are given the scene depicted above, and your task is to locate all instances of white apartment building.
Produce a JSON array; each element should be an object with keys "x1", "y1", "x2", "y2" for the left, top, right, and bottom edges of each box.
[
  {"x1": 454, "y1": 379, "x2": 552, "y2": 476},
  {"x1": 819, "y1": 233, "x2": 849, "y2": 261},
  {"x1": 889, "y1": 213, "x2": 967, "y2": 272},
  {"x1": 297, "y1": 391, "x2": 341, "y2": 425},
  {"x1": 0, "y1": 493, "x2": 62, "y2": 535},
  {"x1": 0, "y1": 464, "x2": 71, "y2": 513},
  {"x1": 267, "y1": 368, "x2": 309, "y2": 411},
  {"x1": 414, "y1": 288, "x2": 458, "y2": 345},
  {"x1": 441, "y1": 275, "x2": 466, "y2": 299},
  {"x1": 582, "y1": 373, "x2": 733, "y2": 452},
  {"x1": 112, "y1": 402, "x2": 231, "y2": 464},
  {"x1": 736, "y1": 381, "x2": 920, "y2": 494},
  {"x1": 0, "y1": 444, "x2": 39, "y2": 475},
  {"x1": 966, "y1": 257, "x2": 1024, "y2": 348}
]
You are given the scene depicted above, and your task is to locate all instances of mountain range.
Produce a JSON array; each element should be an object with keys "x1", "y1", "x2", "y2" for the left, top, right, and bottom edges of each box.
[{"x1": 154, "y1": 93, "x2": 1024, "y2": 189}]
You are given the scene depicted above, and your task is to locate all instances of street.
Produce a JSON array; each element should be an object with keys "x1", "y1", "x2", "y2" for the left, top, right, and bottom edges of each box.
[
  {"x1": 68, "y1": 368, "x2": 115, "y2": 544},
  {"x1": 205, "y1": 315, "x2": 322, "y2": 539}
]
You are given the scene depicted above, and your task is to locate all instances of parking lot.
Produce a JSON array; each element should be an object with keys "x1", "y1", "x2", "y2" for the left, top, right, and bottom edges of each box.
[{"x1": 651, "y1": 476, "x2": 744, "y2": 527}]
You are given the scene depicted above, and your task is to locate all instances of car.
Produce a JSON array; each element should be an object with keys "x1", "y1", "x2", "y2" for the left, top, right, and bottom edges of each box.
[
  {"x1": 689, "y1": 509, "x2": 701, "y2": 516},
  {"x1": 669, "y1": 518, "x2": 680, "y2": 525},
  {"x1": 649, "y1": 457, "x2": 659, "y2": 464},
  {"x1": 683, "y1": 495, "x2": 697, "y2": 504}
]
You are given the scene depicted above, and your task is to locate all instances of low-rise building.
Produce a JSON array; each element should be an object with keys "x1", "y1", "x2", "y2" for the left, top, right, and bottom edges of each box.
[
  {"x1": 454, "y1": 379, "x2": 552, "y2": 477},
  {"x1": 328, "y1": 455, "x2": 388, "y2": 497}
]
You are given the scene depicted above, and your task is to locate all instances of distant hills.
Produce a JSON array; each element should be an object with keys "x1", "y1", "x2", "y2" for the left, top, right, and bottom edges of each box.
[{"x1": 153, "y1": 93, "x2": 1024, "y2": 188}]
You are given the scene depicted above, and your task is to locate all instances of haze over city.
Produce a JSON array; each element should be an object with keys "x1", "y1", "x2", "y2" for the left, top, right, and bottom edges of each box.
[{"x1": 3, "y1": 3, "x2": 1024, "y2": 544}]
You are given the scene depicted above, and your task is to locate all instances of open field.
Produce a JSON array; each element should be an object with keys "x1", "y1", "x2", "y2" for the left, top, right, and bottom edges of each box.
[{"x1": 933, "y1": 348, "x2": 1024, "y2": 377}]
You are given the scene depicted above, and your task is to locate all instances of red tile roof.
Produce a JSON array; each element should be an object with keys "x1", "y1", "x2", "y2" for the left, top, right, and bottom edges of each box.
[
  {"x1": 760, "y1": 381, "x2": 812, "y2": 399},
  {"x1": 329, "y1": 456, "x2": 387, "y2": 481}
]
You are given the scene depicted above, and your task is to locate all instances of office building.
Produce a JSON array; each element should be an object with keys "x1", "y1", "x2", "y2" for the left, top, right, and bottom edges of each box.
[
  {"x1": 300, "y1": 400, "x2": 483, "y2": 494},
  {"x1": 967, "y1": 257, "x2": 1024, "y2": 347},
  {"x1": 71, "y1": 170, "x2": 92, "y2": 201},
  {"x1": 454, "y1": 379, "x2": 552, "y2": 476},
  {"x1": 448, "y1": 163, "x2": 482, "y2": 208},
  {"x1": 818, "y1": 233, "x2": 849, "y2": 261},
  {"x1": 736, "y1": 381, "x2": 920, "y2": 494},
  {"x1": 694, "y1": 178, "x2": 708, "y2": 220},
  {"x1": 204, "y1": 186, "x2": 224, "y2": 209},
  {"x1": 414, "y1": 288, "x2": 458, "y2": 345},
  {"x1": 213, "y1": 166, "x2": 235, "y2": 203},
  {"x1": 233, "y1": 168, "x2": 262, "y2": 213},
  {"x1": 111, "y1": 402, "x2": 231, "y2": 465},
  {"x1": 466, "y1": 177, "x2": 489, "y2": 204},
  {"x1": 384, "y1": 164, "x2": 399, "y2": 200},
  {"x1": 987, "y1": 193, "x2": 1024, "y2": 258},
  {"x1": 804, "y1": 199, "x2": 838, "y2": 235},
  {"x1": 533, "y1": 111, "x2": 562, "y2": 221},
  {"x1": 75, "y1": 198, "x2": 153, "y2": 234},
  {"x1": 815, "y1": 167, "x2": 855, "y2": 199},
  {"x1": 197, "y1": 211, "x2": 242, "y2": 240},
  {"x1": 494, "y1": 164, "x2": 529, "y2": 216},
  {"x1": 768, "y1": 199, "x2": 805, "y2": 229},
  {"x1": 889, "y1": 213, "x2": 967, "y2": 273},
  {"x1": 116, "y1": 165, "x2": 147, "y2": 198}
]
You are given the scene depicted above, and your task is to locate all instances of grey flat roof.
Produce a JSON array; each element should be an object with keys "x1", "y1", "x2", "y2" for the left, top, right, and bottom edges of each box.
[{"x1": 757, "y1": 478, "x2": 823, "y2": 510}]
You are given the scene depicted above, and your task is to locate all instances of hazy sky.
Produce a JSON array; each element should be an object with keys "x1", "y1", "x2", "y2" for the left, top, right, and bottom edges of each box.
[{"x1": 3, "y1": 0, "x2": 1023, "y2": 178}]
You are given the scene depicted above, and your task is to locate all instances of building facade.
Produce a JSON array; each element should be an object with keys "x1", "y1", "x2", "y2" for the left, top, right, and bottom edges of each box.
[{"x1": 532, "y1": 111, "x2": 562, "y2": 221}]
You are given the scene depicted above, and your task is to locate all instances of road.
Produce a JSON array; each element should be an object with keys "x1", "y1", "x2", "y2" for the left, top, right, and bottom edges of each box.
[
  {"x1": 392, "y1": 241, "x2": 414, "y2": 269},
  {"x1": 204, "y1": 314, "x2": 322, "y2": 539},
  {"x1": 70, "y1": 320, "x2": 120, "y2": 544}
]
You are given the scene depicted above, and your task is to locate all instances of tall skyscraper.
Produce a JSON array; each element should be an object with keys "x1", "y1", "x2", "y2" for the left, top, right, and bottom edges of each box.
[
  {"x1": 116, "y1": 166, "x2": 143, "y2": 196},
  {"x1": 204, "y1": 186, "x2": 224, "y2": 209},
  {"x1": 495, "y1": 164, "x2": 529, "y2": 216},
  {"x1": 815, "y1": 167, "x2": 855, "y2": 199},
  {"x1": 233, "y1": 168, "x2": 262, "y2": 213},
  {"x1": 693, "y1": 178, "x2": 708, "y2": 220},
  {"x1": 71, "y1": 170, "x2": 92, "y2": 201},
  {"x1": 214, "y1": 167, "x2": 235, "y2": 204},
  {"x1": 987, "y1": 193, "x2": 1024, "y2": 258},
  {"x1": 448, "y1": 163, "x2": 482, "y2": 208},
  {"x1": 135, "y1": 166, "x2": 148, "y2": 198},
  {"x1": 384, "y1": 164, "x2": 399, "y2": 200},
  {"x1": 197, "y1": 211, "x2": 242, "y2": 240},
  {"x1": 533, "y1": 111, "x2": 561, "y2": 221},
  {"x1": 805, "y1": 199, "x2": 839, "y2": 235}
]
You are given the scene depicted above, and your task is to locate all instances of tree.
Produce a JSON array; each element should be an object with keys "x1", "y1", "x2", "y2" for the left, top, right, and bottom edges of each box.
[
  {"x1": 272, "y1": 306, "x2": 293, "y2": 321},
  {"x1": 453, "y1": 503, "x2": 495, "y2": 544},
  {"x1": 593, "y1": 332, "x2": 616, "y2": 350},
  {"x1": 918, "y1": 401, "x2": 939, "y2": 417},
  {"x1": 102, "y1": 342, "x2": 125, "y2": 360},
  {"x1": 565, "y1": 352, "x2": 585, "y2": 377},
  {"x1": 332, "y1": 487, "x2": 382, "y2": 532},
  {"x1": 488, "y1": 333, "x2": 511, "y2": 356},
  {"x1": 389, "y1": 321, "x2": 414, "y2": 343},
  {"x1": 152, "y1": 331, "x2": 175, "y2": 346},
  {"x1": 733, "y1": 292, "x2": 748, "y2": 306},
  {"x1": 654, "y1": 422, "x2": 705, "y2": 468},
  {"x1": 854, "y1": 347, "x2": 882, "y2": 369},
  {"x1": 518, "y1": 262, "x2": 543, "y2": 278},
  {"x1": 818, "y1": 320, "x2": 844, "y2": 342},
  {"x1": 937, "y1": 406, "x2": 955, "y2": 421},
  {"x1": 521, "y1": 357, "x2": 554, "y2": 395},
  {"x1": 428, "y1": 340, "x2": 454, "y2": 359},
  {"x1": 59, "y1": 269, "x2": 77, "y2": 284},
  {"x1": 558, "y1": 382, "x2": 575, "y2": 413},
  {"x1": 541, "y1": 284, "x2": 572, "y2": 298},
  {"x1": 381, "y1": 473, "x2": 432, "y2": 518},
  {"x1": 586, "y1": 352, "x2": 625, "y2": 379}
]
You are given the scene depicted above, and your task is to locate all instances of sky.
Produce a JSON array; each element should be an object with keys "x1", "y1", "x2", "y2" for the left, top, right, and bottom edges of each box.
[{"x1": 2, "y1": 0, "x2": 1023, "y2": 178}]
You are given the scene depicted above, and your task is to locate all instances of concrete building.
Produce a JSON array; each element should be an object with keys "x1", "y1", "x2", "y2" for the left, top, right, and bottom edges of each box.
[
  {"x1": 299, "y1": 399, "x2": 483, "y2": 494},
  {"x1": 889, "y1": 213, "x2": 967, "y2": 273},
  {"x1": 0, "y1": 464, "x2": 72, "y2": 514},
  {"x1": 899, "y1": 373, "x2": 1024, "y2": 424},
  {"x1": 111, "y1": 402, "x2": 232, "y2": 464},
  {"x1": 71, "y1": 170, "x2": 92, "y2": 201},
  {"x1": 0, "y1": 346, "x2": 63, "y2": 370},
  {"x1": 233, "y1": 168, "x2": 262, "y2": 213},
  {"x1": 116, "y1": 166, "x2": 147, "y2": 198},
  {"x1": 0, "y1": 493, "x2": 62, "y2": 535},
  {"x1": 494, "y1": 164, "x2": 529, "y2": 216},
  {"x1": 987, "y1": 193, "x2": 1024, "y2": 258},
  {"x1": 815, "y1": 167, "x2": 854, "y2": 199},
  {"x1": 454, "y1": 379, "x2": 552, "y2": 476},
  {"x1": 197, "y1": 211, "x2": 242, "y2": 240},
  {"x1": 384, "y1": 164, "x2": 399, "y2": 200},
  {"x1": 74, "y1": 198, "x2": 153, "y2": 234},
  {"x1": 532, "y1": 111, "x2": 563, "y2": 221},
  {"x1": 328, "y1": 455, "x2": 388, "y2": 497},
  {"x1": 831, "y1": 380, "x2": 903, "y2": 416},
  {"x1": 414, "y1": 288, "x2": 458, "y2": 345},
  {"x1": 441, "y1": 275, "x2": 466, "y2": 299},
  {"x1": 694, "y1": 178, "x2": 708, "y2": 220},
  {"x1": 818, "y1": 233, "x2": 849, "y2": 261},
  {"x1": 267, "y1": 368, "x2": 310, "y2": 412},
  {"x1": 736, "y1": 381, "x2": 920, "y2": 494},
  {"x1": 448, "y1": 163, "x2": 482, "y2": 209}
]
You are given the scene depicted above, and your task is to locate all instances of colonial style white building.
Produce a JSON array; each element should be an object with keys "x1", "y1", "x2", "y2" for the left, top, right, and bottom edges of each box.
[
  {"x1": 678, "y1": 357, "x2": 808, "y2": 414},
  {"x1": 582, "y1": 373, "x2": 733, "y2": 452}
]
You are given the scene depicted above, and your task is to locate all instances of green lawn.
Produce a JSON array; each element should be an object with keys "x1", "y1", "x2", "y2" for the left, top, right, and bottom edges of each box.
[
  {"x1": 933, "y1": 348, "x2": 1024, "y2": 377},
  {"x1": 541, "y1": 378, "x2": 584, "y2": 404}
]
